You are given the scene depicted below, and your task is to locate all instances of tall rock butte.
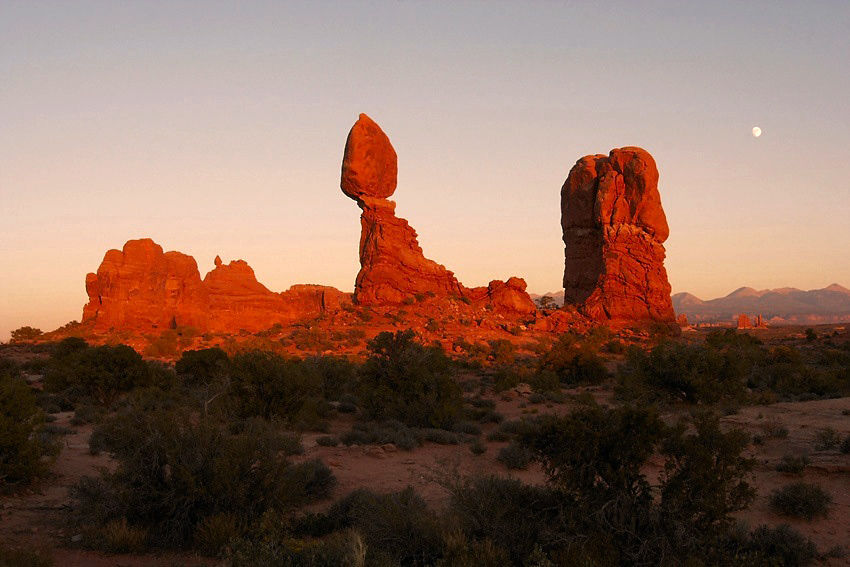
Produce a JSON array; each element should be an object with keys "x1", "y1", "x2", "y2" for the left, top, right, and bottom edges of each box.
[
  {"x1": 561, "y1": 147, "x2": 675, "y2": 324},
  {"x1": 82, "y1": 238, "x2": 349, "y2": 333}
]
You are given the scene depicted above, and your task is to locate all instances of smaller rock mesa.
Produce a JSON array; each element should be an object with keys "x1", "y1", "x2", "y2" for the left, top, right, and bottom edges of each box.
[
  {"x1": 561, "y1": 147, "x2": 675, "y2": 325},
  {"x1": 82, "y1": 238, "x2": 349, "y2": 334}
]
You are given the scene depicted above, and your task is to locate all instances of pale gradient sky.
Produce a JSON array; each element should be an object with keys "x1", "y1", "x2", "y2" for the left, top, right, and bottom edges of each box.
[{"x1": 2, "y1": 1, "x2": 849, "y2": 340}]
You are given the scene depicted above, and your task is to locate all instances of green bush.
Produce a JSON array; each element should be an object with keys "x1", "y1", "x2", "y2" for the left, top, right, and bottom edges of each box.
[
  {"x1": 193, "y1": 513, "x2": 243, "y2": 557},
  {"x1": 769, "y1": 482, "x2": 832, "y2": 520},
  {"x1": 10, "y1": 326, "x2": 43, "y2": 342},
  {"x1": 316, "y1": 435, "x2": 340, "y2": 447},
  {"x1": 744, "y1": 524, "x2": 817, "y2": 567},
  {"x1": 229, "y1": 351, "x2": 326, "y2": 425},
  {"x1": 72, "y1": 409, "x2": 336, "y2": 548},
  {"x1": 814, "y1": 427, "x2": 840, "y2": 450},
  {"x1": 0, "y1": 373, "x2": 48, "y2": 490},
  {"x1": 175, "y1": 347, "x2": 230, "y2": 386},
  {"x1": 522, "y1": 407, "x2": 755, "y2": 564},
  {"x1": 496, "y1": 442, "x2": 532, "y2": 470},
  {"x1": 0, "y1": 543, "x2": 53, "y2": 567},
  {"x1": 775, "y1": 454, "x2": 810, "y2": 475},
  {"x1": 357, "y1": 330, "x2": 462, "y2": 429},
  {"x1": 44, "y1": 344, "x2": 169, "y2": 406},
  {"x1": 323, "y1": 487, "x2": 444, "y2": 566},
  {"x1": 342, "y1": 420, "x2": 419, "y2": 451},
  {"x1": 618, "y1": 340, "x2": 749, "y2": 404},
  {"x1": 446, "y1": 474, "x2": 559, "y2": 564},
  {"x1": 538, "y1": 333, "x2": 608, "y2": 385}
]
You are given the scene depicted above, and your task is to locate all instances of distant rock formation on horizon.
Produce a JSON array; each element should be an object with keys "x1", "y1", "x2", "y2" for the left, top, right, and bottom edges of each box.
[
  {"x1": 673, "y1": 284, "x2": 850, "y2": 325},
  {"x1": 82, "y1": 238, "x2": 349, "y2": 334},
  {"x1": 560, "y1": 147, "x2": 675, "y2": 325},
  {"x1": 340, "y1": 113, "x2": 537, "y2": 316}
]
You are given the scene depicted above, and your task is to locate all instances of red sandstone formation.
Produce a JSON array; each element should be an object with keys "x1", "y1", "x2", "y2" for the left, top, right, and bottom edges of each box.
[
  {"x1": 561, "y1": 147, "x2": 675, "y2": 325},
  {"x1": 467, "y1": 278, "x2": 538, "y2": 316},
  {"x1": 737, "y1": 313, "x2": 753, "y2": 329},
  {"x1": 676, "y1": 313, "x2": 689, "y2": 328},
  {"x1": 82, "y1": 239, "x2": 348, "y2": 334},
  {"x1": 341, "y1": 113, "x2": 534, "y2": 313},
  {"x1": 737, "y1": 313, "x2": 767, "y2": 330},
  {"x1": 83, "y1": 239, "x2": 209, "y2": 332}
]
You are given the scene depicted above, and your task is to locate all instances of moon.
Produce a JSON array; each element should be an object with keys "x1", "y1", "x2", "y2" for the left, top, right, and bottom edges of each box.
[{"x1": 752, "y1": 126, "x2": 762, "y2": 138}]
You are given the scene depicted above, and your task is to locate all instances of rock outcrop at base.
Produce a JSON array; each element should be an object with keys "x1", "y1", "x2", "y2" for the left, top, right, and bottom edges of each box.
[
  {"x1": 82, "y1": 238, "x2": 349, "y2": 334},
  {"x1": 561, "y1": 147, "x2": 675, "y2": 324},
  {"x1": 340, "y1": 113, "x2": 535, "y2": 314}
]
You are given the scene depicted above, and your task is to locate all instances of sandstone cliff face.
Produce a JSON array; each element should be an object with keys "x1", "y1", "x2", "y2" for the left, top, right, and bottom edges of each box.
[
  {"x1": 83, "y1": 239, "x2": 209, "y2": 331},
  {"x1": 561, "y1": 147, "x2": 675, "y2": 324},
  {"x1": 83, "y1": 239, "x2": 348, "y2": 334}
]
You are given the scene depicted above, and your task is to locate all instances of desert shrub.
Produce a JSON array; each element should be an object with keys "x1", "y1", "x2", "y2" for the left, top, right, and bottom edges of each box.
[
  {"x1": 99, "y1": 517, "x2": 148, "y2": 553},
  {"x1": 492, "y1": 367, "x2": 523, "y2": 392},
  {"x1": 193, "y1": 513, "x2": 243, "y2": 557},
  {"x1": 775, "y1": 454, "x2": 810, "y2": 475},
  {"x1": 769, "y1": 482, "x2": 832, "y2": 520},
  {"x1": 469, "y1": 439, "x2": 487, "y2": 455},
  {"x1": 529, "y1": 369, "x2": 561, "y2": 394},
  {"x1": 290, "y1": 328, "x2": 334, "y2": 352},
  {"x1": 744, "y1": 524, "x2": 818, "y2": 567},
  {"x1": 496, "y1": 442, "x2": 532, "y2": 470},
  {"x1": 0, "y1": 543, "x2": 53, "y2": 567},
  {"x1": 841, "y1": 433, "x2": 850, "y2": 454},
  {"x1": 52, "y1": 336, "x2": 89, "y2": 359},
  {"x1": 316, "y1": 435, "x2": 340, "y2": 447},
  {"x1": 522, "y1": 407, "x2": 755, "y2": 565},
  {"x1": 357, "y1": 330, "x2": 462, "y2": 429},
  {"x1": 175, "y1": 347, "x2": 230, "y2": 386},
  {"x1": 0, "y1": 373, "x2": 48, "y2": 490},
  {"x1": 342, "y1": 420, "x2": 420, "y2": 451},
  {"x1": 328, "y1": 487, "x2": 444, "y2": 565},
  {"x1": 304, "y1": 355, "x2": 358, "y2": 401},
  {"x1": 488, "y1": 339, "x2": 516, "y2": 364},
  {"x1": 44, "y1": 344, "x2": 169, "y2": 406},
  {"x1": 618, "y1": 340, "x2": 749, "y2": 404},
  {"x1": 813, "y1": 427, "x2": 840, "y2": 450},
  {"x1": 538, "y1": 333, "x2": 608, "y2": 385},
  {"x1": 452, "y1": 420, "x2": 481, "y2": 436},
  {"x1": 760, "y1": 419, "x2": 789, "y2": 439},
  {"x1": 421, "y1": 428, "x2": 461, "y2": 445},
  {"x1": 606, "y1": 338, "x2": 625, "y2": 354},
  {"x1": 438, "y1": 531, "x2": 511, "y2": 566},
  {"x1": 446, "y1": 474, "x2": 560, "y2": 564},
  {"x1": 10, "y1": 326, "x2": 42, "y2": 342},
  {"x1": 705, "y1": 329, "x2": 763, "y2": 349},
  {"x1": 228, "y1": 524, "x2": 368, "y2": 567},
  {"x1": 72, "y1": 408, "x2": 335, "y2": 548},
  {"x1": 229, "y1": 351, "x2": 326, "y2": 426}
]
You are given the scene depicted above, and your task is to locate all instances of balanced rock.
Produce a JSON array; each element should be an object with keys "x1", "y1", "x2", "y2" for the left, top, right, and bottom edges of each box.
[
  {"x1": 341, "y1": 114, "x2": 467, "y2": 304},
  {"x1": 340, "y1": 113, "x2": 398, "y2": 202},
  {"x1": 561, "y1": 147, "x2": 675, "y2": 324}
]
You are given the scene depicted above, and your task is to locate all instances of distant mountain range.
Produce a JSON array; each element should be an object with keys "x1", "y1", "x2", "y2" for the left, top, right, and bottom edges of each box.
[
  {"x1": 672, "y1": 284, "x2": 850, "y2": 325},
  {"x1": 530, "y1": 290, "x2": 565, "y2": 307},
  {"x1": 531, "y1": 285, "x2": 850, "y2": 325}
]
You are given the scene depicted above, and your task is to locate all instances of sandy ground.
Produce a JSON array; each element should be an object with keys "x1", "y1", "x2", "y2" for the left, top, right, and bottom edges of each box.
[{"x1": 2, "y1": 392, "x2": 849, "y2": 566}]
